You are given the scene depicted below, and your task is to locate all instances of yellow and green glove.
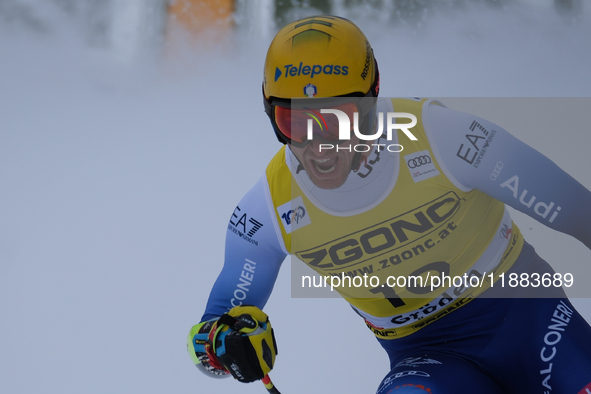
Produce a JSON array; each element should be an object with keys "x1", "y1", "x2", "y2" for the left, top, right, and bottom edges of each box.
[{"x1": 187, "y1": 306, "x2": 278, "y2": 383}]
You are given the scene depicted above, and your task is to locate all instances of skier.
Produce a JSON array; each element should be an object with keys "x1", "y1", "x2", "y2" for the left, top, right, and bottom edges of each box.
[{"x1": 187, "y1": 15, "x2": 591, "y2": 393}]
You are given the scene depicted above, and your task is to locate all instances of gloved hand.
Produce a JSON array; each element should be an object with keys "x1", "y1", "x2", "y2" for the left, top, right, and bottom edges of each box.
[{"x1": 187, "y1": 305, "x2": 278, "y2": 383}]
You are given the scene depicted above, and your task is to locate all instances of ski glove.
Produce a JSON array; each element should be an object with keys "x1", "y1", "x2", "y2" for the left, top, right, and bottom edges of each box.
[{"x1": 187, "y1": 305, "x2": 278, "y2": 383}]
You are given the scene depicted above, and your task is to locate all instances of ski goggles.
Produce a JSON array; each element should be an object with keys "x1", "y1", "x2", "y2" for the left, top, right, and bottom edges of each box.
[{"x1": 269, "y1": 99, "x2": 360, "y2": 148}]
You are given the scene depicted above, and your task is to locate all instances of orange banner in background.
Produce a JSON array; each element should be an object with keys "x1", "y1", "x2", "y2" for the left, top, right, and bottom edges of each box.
[
  {"x1": 164, "y1": 0, "x2": 236, "y2": 68},
  {"x1": 167, "y1": 0, "x2": 234, "y2": 40}
]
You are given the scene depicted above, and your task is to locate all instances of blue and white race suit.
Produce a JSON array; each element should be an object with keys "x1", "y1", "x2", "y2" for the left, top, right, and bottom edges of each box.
[{"x1": 199, "y1": 98, "x2": 591, "y2": 393}]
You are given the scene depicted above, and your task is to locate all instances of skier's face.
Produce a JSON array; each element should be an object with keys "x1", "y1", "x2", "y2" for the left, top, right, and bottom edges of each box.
[{"x1": 289, "y1": 137, "x2": 363, "y2": 189}]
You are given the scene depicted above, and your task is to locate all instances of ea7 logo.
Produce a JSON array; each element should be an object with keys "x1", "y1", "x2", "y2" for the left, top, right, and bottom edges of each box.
[
  {"x1": 229, "y1": 206, "x2": 263, "y2": 240},
  {"x1": 456, "y1": 121, "x2": 497, "y2": 169},
  {"x1": 277, "y1": 196, "x2": 311, "y2": 234}
]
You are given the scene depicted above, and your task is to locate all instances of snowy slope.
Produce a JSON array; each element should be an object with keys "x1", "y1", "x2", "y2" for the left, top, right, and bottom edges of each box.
[{"x1": 0, "y1": 2, "x2": 590, "y2": 393}]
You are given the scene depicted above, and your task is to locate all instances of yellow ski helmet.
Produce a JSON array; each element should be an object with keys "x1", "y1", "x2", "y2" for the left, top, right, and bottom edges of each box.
[{"x1": 263, "y1": 15, "x2": 380, "y2": 144}]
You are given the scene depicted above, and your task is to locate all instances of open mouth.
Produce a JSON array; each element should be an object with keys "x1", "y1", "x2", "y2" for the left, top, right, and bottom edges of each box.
[{"x1": 311, "y1": 157, "x2": 338, "y2": 174}]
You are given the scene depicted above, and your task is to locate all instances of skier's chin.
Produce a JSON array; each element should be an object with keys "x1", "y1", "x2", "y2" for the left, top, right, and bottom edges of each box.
[
  {"x1": 310, "y1": 177, "x2": 348, "y2": 189},
  {"x1": 289, "y1": 139, "x2": 361, "y2": 189},
  {"x1": 307, "y1": 158, "x2": 349, "y2": 189}
]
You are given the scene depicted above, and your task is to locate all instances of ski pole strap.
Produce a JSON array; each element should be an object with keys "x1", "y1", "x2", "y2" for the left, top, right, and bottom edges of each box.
[{"x1": 204, "y1": 320, "x2": 229, "y2": 372}]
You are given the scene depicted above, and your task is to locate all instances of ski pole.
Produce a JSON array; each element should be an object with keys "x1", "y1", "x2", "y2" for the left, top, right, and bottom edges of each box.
[{"x1": 262, "y1": 374, "x2": 281, "y2": 394}]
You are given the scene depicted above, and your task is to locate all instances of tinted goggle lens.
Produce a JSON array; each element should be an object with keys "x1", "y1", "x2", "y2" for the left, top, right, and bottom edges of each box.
[{"x1": 273, "y1": 102, "x2": 358, "y2": 145}]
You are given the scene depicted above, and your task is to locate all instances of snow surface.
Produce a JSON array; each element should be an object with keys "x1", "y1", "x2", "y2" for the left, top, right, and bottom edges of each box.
[{"x1": 0, "y1": 2, "x2": 590, "y2": 393}]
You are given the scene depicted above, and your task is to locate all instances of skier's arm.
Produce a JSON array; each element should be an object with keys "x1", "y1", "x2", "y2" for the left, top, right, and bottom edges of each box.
[
  {"x1": 201, "y1": 175, "x2": 287, "y2": 321},
  {"x1": 188, "y1": 176, "x2": 287, "y2": 379},
  {"x1": 424, "y1": 102, "x2": 591, "y2": 249}
]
